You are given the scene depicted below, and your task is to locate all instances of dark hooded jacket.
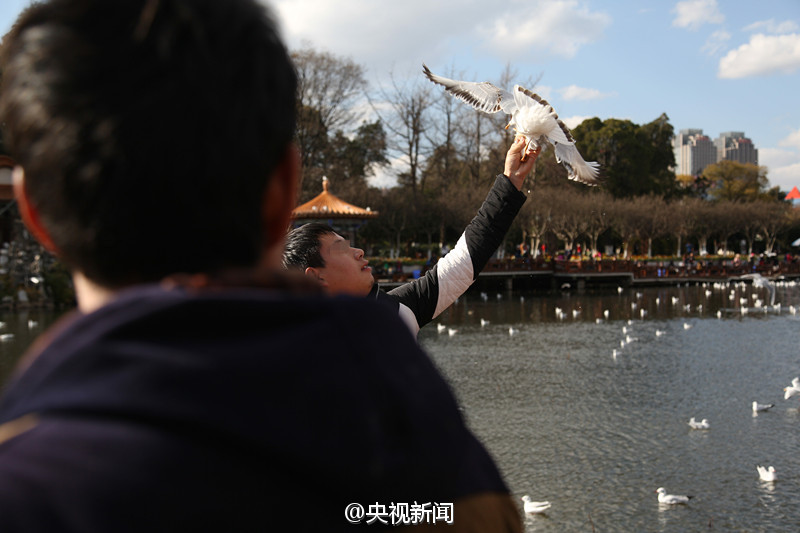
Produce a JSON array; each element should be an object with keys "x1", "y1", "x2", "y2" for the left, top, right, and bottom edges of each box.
[{"x1": 0, "y1": 280, "x2": 520, "y2": 531}]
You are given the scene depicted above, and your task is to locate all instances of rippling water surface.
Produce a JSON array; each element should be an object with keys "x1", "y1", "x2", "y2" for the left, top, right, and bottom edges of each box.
[
  {"x1": 1, "y1": 283, "x2": 799, "y2": 531},
  {"x1": 420, "y1": 282, "x2": 800, "y2": 532}
]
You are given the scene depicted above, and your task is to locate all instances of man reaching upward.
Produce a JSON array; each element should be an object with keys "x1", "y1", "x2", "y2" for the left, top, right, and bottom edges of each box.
[{"x1": 284, "y1": 138, "x2": 540, "y2": 336}]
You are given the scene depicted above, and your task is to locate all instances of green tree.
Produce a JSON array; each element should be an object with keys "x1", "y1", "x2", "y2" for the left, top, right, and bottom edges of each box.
[
  {"x1": 322, "y1": 120, "x2": 389, "y2": 199},
  {"x1": 702, "y1": 160, "x2": 777, "y2": 202},
  {"x1": 571, "y1": 114, "x2": 678, "y2": 199}
]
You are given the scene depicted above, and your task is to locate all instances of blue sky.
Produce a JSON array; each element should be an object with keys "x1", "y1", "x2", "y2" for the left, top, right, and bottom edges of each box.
[{"x1": 2, "y1": 0, "x2": 799, "y2": 191}]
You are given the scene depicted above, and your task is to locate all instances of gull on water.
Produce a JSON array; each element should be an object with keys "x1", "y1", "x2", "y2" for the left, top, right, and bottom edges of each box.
[
  {"x1": 480, "y1": 318, "x2": 490, "y2": 327},
  {"x1": 436, "y1": 324, "x2": 447, "y2": 333},
  {"x1": 757, "y1": 465, "x2": 777, "y2": 482},
  {"x1": 447, "y1": 328, "x2": 458, "y2": 337},
  {"x1": 508, "y1": 326, "x2": 518, "y2": 336},
  {"x1": 520, "y1": 495, "x2": 551, "y2": 514},
  {"x1": 683, "y1": 323, "x2": 693, "y2": 330},
  {"x1": 688, "y1": 417, "x2": 710, "y2": 430},
  {"x1": 656, "y1": 487, "x2": 693, "y2": 505},
  {"x1": 752, "y1": 401, "x2": 775, "y2": 413}
]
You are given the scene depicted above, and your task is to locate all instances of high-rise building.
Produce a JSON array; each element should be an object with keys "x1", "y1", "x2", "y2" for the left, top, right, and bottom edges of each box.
[
  {"x1": 673, "y1": 129, "x2": 717, "y2": 175},
  {"x1": 714, "y1": 131, "x2": 758, "y2": 165}
]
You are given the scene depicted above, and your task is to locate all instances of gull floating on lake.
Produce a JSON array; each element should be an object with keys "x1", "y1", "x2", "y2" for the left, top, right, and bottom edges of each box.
[
  {"x1": 422, "y1": 64, "x2": 601, "y2": 185},
  {"x1": 683, "y1": 323, "x2": 692, "y2": 330},
  {"x1": 447, "y1": 328, "x2": 458, "y2": 337},
  {"x1": 480, "y1": 318, "x2": 490, "y2": 327},
  {"x1": 757, "y1": 465, "x2": 777, "y2": 482},
  {"x1": 437, "y1": 324, "x2": 447, "y2": 333},
  {"x1": 520, "y1": 495, "x2": 551, "y2": 514},
  {"x1": 688, "y1": 417, "x2": 709, "y2": 429},
  {"x1": 656, "y1": 487, "x2": 693, "y2": 505},
  {"x1": 752, "y1": 401, "x2": 775, "y2": 413},
  {"x1": 509, "y1": 326, "x2": 518, "y2": 336}
]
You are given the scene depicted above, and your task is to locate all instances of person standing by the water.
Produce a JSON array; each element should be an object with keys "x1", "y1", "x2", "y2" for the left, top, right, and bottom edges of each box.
[
  {"x1": 0, "y1": 0, "x2": 522, "y2": 530},
  {"x1": 283, "y1": 138, "x2": 540, "y2": 337}
]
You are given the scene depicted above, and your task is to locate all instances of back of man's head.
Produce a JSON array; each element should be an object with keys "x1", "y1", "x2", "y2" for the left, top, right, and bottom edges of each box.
[{"x1": 0, "y1": 0, "x2": 297, "y2": 288}]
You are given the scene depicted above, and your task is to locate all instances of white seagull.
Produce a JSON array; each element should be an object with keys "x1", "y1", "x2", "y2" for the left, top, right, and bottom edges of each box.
[
  {"x1": 752, "y1": 401, "x2": 775, "y2": 413},
  {"x1": 656, "y1": 487, "x2": 692, "y2": 505},
  {"x1": 520, "y1": 495, "x2": 551, "y2": 514},
  {"x1": 757, "y1": 465, "x2": 777, "y2": 482},
  {"x1": 784, "y1": 377, "x2": 800, "y2": 400},
  {"x1": 688, "y1": 417, "x2": 710, "y2": 430},
  {"x1": 422, "y1": 64, "x2": 601, "y2": 185}
]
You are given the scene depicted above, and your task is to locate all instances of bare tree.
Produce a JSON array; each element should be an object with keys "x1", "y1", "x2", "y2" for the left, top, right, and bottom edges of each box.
[
  {"x1": 759, "y1": 201, "x2": 793, "y2": 254},
  {"x1": 371, "y1": 74, "x2": 432, "y2": 201},
  {"x1": 667, "y1": 197, "x2": 702, "y2": 256},
  {"x1": 629, "y1": 195, "x2": 669, "y2": 257},
  {"x1": 519, "y1": 187, "x2": 555, "y2": 256},
  {"x1": 292, "y1": 47, "x2": 368, "y2": 196},
  {"x1": 583, "y1": 190, "x2": 613, "y2": 256},
  {"x1": 549, "y1": 193, "x2": 589, "y2": 253}
]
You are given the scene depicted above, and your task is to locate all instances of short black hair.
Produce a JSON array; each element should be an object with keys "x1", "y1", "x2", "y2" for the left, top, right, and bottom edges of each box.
[
  {"x1": 282, "y1": 222, "x2": 336, "y2": 270},
  {"x1": 0, "y1": 0, "x2": 297, "y2": 287}
]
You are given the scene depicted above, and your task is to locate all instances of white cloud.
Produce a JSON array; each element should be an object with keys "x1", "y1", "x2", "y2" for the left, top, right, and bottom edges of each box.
[
  {"x1": 778, "y1": 127, "x2": 800, "y2": 151},
  {"x1": 478, "y1": 0, "x2": 611, "y2": 60},
  {"x1": 270, "y1": 0, "x2": 609, "y2": 79},
  {"x1": 672, "y1": 0, "x2": 724, "y2": 31},
  {"x1": 766, "y1": 161, "x2": 800, "y2": 192},
  {"x1": 701, "y1": 30, "x2": 731, "y2": 56},
  {"x1": 718, "y1": 33, "x2": 800, "y2": 78},
  {"x1": 760, "y1": 146, "x2": 800, "y2": 191},
  {"x1": 367, "y1": 155, "x2": 404, "y2": 189},
  {"x1": 562, "y1": 115, "x2": 592, "y2": 129},
  {"x1": 270, "y1": 0, "x2": 481, "y2": 77},
  {"x1": 743, "y1": 19, "x2": 799, "y2": 35},
  {"x1": 559, "y1": 85, "x2": 615, "y2": 101}
]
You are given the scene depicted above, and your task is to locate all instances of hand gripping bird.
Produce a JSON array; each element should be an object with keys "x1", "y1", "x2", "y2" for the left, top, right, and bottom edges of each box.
[{"x1": 422, "y1": 64, "x2": 601, "y2": 186}]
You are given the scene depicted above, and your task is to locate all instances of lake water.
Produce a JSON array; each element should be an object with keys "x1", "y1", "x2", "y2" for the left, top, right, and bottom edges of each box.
[
  {"x1": 420, "y1": 281, "x2": 800, "y2": 532},
  {"x1": 1, "y1": 282, "x2": 799, "y2": 531}
]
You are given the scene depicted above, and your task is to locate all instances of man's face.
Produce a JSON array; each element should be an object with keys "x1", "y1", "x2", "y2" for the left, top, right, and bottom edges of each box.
[{"x1": 310, "y1": 233, "x2": 374, "y2": 296}]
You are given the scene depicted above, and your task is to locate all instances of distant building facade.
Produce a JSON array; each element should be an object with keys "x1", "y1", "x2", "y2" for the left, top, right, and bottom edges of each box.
[
  {"x1": 673, "y1": 129, "x2": 758, "y2": 176},
  {"x1": 714, "y1": 131, "x2": 758, "y2": 166},
  {"x1": 673, "y1": 129, "x2": 717, "y2": 176}
]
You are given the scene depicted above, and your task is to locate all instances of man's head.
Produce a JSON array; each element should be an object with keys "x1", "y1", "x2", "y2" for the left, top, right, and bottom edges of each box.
[
  {"x1": 0, "y1": 0, "x2": 298, "y2": 288},
  {"x1": 283, "y1": 222, "x2": 374, "y2": 296}
]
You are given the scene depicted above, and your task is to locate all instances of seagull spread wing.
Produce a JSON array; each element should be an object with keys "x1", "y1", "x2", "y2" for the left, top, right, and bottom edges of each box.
[
  {"x1": 422, "y1": 64, "x2": 512, "y2": 114},
  {"x1": 554, "y1": 142, "x2": 602, "y2": 185},
  {"x1": 423, "y1": 64, "x2": 601, "y2": 186}
]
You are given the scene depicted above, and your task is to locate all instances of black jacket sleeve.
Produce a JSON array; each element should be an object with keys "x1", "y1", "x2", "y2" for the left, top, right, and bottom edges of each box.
[{"x1": 383, "y1": 175, "x2": 526, "y2": 334}]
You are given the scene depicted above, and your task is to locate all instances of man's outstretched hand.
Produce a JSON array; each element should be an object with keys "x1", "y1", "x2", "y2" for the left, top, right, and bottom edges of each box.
[{"x1": 504, "y1": 136, "x2": 541, "y2": 191}]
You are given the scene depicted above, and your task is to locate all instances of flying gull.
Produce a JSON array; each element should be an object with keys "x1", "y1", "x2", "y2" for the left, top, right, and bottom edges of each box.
[{"x1": 422, "y1": 64, "x2": 601, "y2": 186}]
